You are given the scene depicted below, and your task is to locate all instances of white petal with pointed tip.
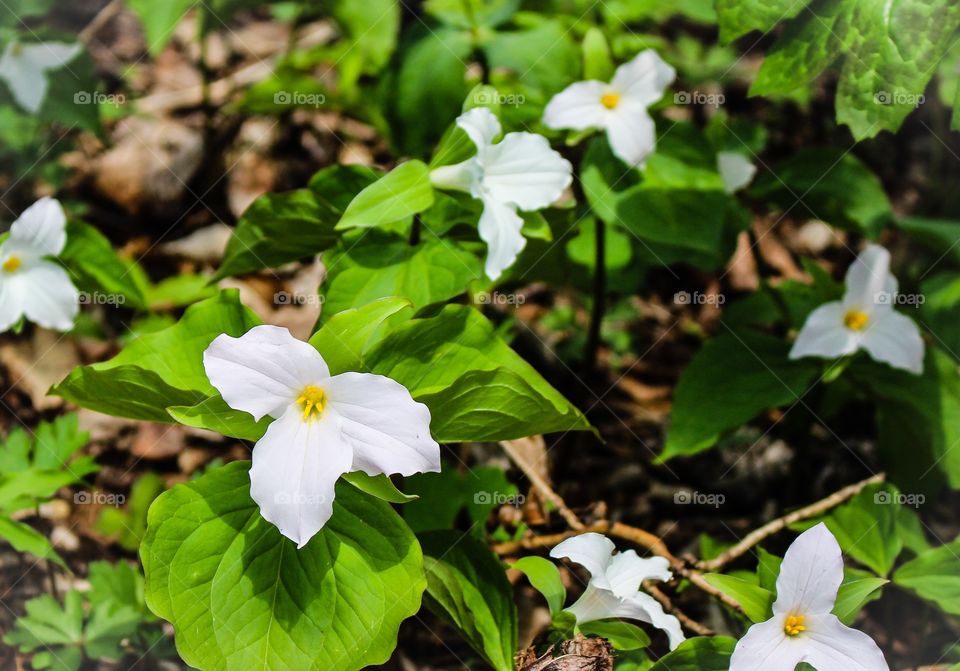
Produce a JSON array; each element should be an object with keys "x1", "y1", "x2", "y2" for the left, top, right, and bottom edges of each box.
[
  {"x1": 18, "y1": 262, "x2": 78, "y2": 331},
  {"x1": 606, "y1": 551, "x2": 673, "y2": 597},
  {"x1": 10, "y1": 196, "x2": 68, "y2": 256},
  {"x1": 0, "y1": 41, "x2": 80, "y2": 113},
  {"x1": 0, "y1": 273, "x2": 25, "y2": 331},
  {"x1": 773, "y1": 523, "x2": 844, "y2": 616},
  {"x1": 611, "y1": 49, "x2": 676, "y2": 106},
  {"x1": 803, "y1": 614, "x2": 889, "y2": 671},
  {"x1": 477, "y1": 195, "x2": 526, "y2": 280},
  {"x1": 613, "y1": 591, "x2": 686, "y2": 650},
  {"x1": 204, "y1": 325, "x2": 330, "y2": 421},
  {"x1": 325, "y1": 371, "x2": 440, "y2": 476},
  {"x1": 859, "y1": 309, "x2": 924, "y2": 374},
  {"x1": 717, "y1": 151, "x2": 757, "y2": 194},
  {"x1": 482, "y1": 132, "x2": 572, "y2": 210},
  {"x1": 542, "y1": 80, "x2": 609, "y2": 131},
  {"x1": 457, "y1": 107, "x2": 501, "y2": 152},
  {"x1": 729, "y1": 617, "x2": 803, "y2": 671},
  {"x1": 843, "y1": 244, "x2": 897, "y2": 312},
  {"x1": 789, "y1": 302, "x2": 860, "y2": 361},
  {"x1": 605, "y1": 105, "x2": 657, "y2": 167},
  {"x1": 550, "y1": 532, "x2": 616, "y2": 584},
  {"x1": 250, "y1": 406, "x2": 352, "y2": 548}
]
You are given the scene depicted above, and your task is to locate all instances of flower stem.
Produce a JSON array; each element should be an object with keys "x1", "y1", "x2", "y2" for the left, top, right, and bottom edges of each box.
[{"x1": 584, "y1": 217, "x2": 605, "y2": 368}]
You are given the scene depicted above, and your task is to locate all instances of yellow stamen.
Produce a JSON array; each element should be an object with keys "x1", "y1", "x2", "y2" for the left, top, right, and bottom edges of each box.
[
  {"x1": 600, "y1": 92, "x2": 621, "y2": 109},
  {"x1": 296, "y1": 385, "x2": 326, "y2": 421},
  {"x1": 784, "y1": 614, "x2": 806, "y2": 637},
  {"x1": 10, "y1": 43, "x2": 22, "y2": 57},
  {"x1": 2, "y1": 255, "x2": 21, "y2": 273},
  {"x1": 843, "y1": 309, "x2": 869, "y2": 331}
]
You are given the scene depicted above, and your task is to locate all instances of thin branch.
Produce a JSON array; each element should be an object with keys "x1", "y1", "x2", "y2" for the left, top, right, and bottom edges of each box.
[
  {"x1": 698, "y1": 472, "x2": 885, "y2": 573},
  {"x1": 500, "y1": 438, "x2": 585, "y2": 531},
  {"x1": 646, "y1": 584, "x2": 714, "y2": 637}
]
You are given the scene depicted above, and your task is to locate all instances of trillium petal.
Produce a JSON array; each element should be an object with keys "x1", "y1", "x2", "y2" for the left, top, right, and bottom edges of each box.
[
  {"x1": 20, "y1": 41, "x2": 82, "y2": 70},
  {"x1": 324, "y1": 371, "x2": 440, "y2": 476},
  {"x1": 456, "y1": 107, "x2": 501, "y2": 153},
  {"x1": 611, "y1": 49, "x2": 676, "y2": 107},
  {"x1": 843, "y1": 244, "x2": 897, "y2": 312},
  {"x1": 481, "y1": 132, "x2": 573, "y2": 210},
  {"x1": 604, "y1": 106, "x2": 657, "y2": 167},
  {"x1": 550, "y1": 532, "x2": 616, "y2": 586},
  {"x1": 478, "y1": 195, "x2": 526, "y2": 281},
  {"x1": 717, "y1": 151, "x2": 757, "y2": 194},
  {"x1": 250, "y1": 407, "x2": 352, "y2": 548},
  {"x1": 803, "y1": 613, "x2": 889, "y2": 671},
  {"x1": 203, "y1": 325, "x2": 330, "y2": 421},
  {"x1": 605, "y1": 550, "x2": 672, "y2": 598},
  {"x1": 789, "y1": 302, "x2": 859, "y2": 361},
  {"x1": 429, "y1": 158, "x2": 478, "y2": 195},
  {"x1": 773, "y1": 523, "x2": 843, "y2": 616},
  {"x1": 0, "y1": 45, "x2": 46, "y2": 113},
  {"x1": 10, "y1": 197, "x2": 68, "y2": 256},
  {"x1": 859, "y1": 309, "x2": 924, "y2": 375},
  {"x1": 729, "y1": 617, "x2": 801, "y2": 671},
  {"x1": 614, "y1": 591, "x2": 686, "y2": 650},
  {"x1": 542, "y1": 80, "x2": 609, "y2": 131},
  {"x1": 18, "y1": 262, "x2": 78, "y2": 331},
  {"x1": 565, "y1": 584, "x2": 623, "y2": 623},
  {"x1": 0, "y1": 275, "x2": 25, "y2": 332}
]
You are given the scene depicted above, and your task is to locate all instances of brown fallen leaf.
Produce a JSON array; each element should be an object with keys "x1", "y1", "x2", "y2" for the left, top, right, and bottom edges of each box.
[
  {"x1": 0, "y1": 329, "x2": 81, "y2": 411},
  {"x1": 517, "y1": 635, "x2": 614, "y2": 671},
  {"x1": 130, "y1": 422, "x2": 186, "y2": 460}
]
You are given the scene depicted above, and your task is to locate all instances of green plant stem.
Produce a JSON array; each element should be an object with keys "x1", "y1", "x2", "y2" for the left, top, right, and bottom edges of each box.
[{"x1": 585, "y1": 217, "x2": 605, "y2": 368}]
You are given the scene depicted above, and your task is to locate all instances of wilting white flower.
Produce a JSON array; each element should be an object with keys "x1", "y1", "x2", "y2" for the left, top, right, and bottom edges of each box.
[
  {"x1": 550, "y1": 532, "x2": 685, "y2": 649},
  {"x1": 789, "y1": 244, "x2": 923, "y2": 374},
  {"x1": 204, "y1": 325, "x2": 441, "y2": 548},
  {"x1": 0, "y1": 40, "x2": 82, "y2": 113},
  {"x1": 730, "y1": 523, "x2": 888, "y2": 671},
  {"x1": 430, "y1": 107, "x2": 572, "y2": 280},
  {"x1": 717, "y1": 151, "x2": 756, "y2": 194},
  {"x1": 0, "y1": 197, "x2": 78, "y2": 332},
  {"x1": 542, "y1": 49, "x2": 676, "y2": 168}
]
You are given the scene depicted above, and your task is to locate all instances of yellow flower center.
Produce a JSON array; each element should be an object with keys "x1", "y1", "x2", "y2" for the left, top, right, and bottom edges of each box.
[
  {"x1": 843, "y1": 309, "x2": 869, "y2": 332},
  {"x1": 2, "y1": 255, "x2": 22, "y2": 273},
  {"x1": 10, "y1": 43, "x2": 23, "y2": 57},
  {"x1": 601, "y1": 92, "x2": 621, "y2": 109},
  {"x1": 296, "y1": 385, "x2": 326, "y2": 421},
  {"x1": 784, "y1": 614, "x2": 806, "y2": 637}
]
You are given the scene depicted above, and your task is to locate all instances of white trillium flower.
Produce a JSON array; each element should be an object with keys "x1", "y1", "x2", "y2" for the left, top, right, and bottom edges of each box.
[
  {"x1": 789, "y1": 244, "x2": 924, "y2": 374},
  {"x1": 429, "y1": 107, "x2": 572, "y2": 280},
  {"x1": 542, "y1": 49, "x2": 676, "y2": 168},
  {"x1": 550, "y1": 532, "x2": 685, "y2": 649},
  {"x1": 730, "y1": 523, "x2": 889, "y2": 671},
  {"x1": 0, "y1": 197, "x2": 79, "y2": 332},
  {"x1": 203, "y1": 325, "x2": 441, "y2": 548},
  {"x1": 0, "y1": 40, "x2": 82, "y2": 113},
  {"x1": 717, "y1": 151, "x2": 757, "y2": 194}
]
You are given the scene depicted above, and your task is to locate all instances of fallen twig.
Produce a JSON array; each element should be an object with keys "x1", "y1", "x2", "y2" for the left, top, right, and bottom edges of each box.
[{"x1": 501, "y1": 438, "x2": 586, "y2": 531}]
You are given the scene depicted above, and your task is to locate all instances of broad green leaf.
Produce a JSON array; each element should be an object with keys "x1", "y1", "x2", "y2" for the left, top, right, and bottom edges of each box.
[
  {"x1": 321, "y1": 232, "x2": 480, "y2": 320},
  {"x1": 420, "y1": 530, "x2": 517, "y2": 671},
  {"x1": 167, "y1": 395, "x2": 270, "y2": 441},
  {"x1": 662, "y1": 331, "x2": 820, "y2": 460},
  {"x1": 751, "y1": 149, "x2": 892, "y2": 236},
  {"x1": 715, "y1": 0, "x2": 804, "y2": 42},
  {"x1": 833, "y1": 574, "x2": 887, "y2": 624},
  {"x1": 702, "y1": 574, "x2": 774, "y2": 622},
  {"x1": 51, "y1": 291, "x2": 261, "y2": 422},
  {"x1": 127, "y1": 0, "x2": 194, "y2": 54},
  {"x1": 404, "y1": 466, "x2": 519, "y2": 534},
  {"x1": 308, "y1": 297, "x2": 413, "y2": 374},
  {"x1": 756, "y1": 547, "x2": 782, "y2": 593},
  {"x1": 648, "y1": 636, "x2": 737, "y2": 671},
  {"x1": 424, "y1": 0, "x2": 519, "y2": 28},
  {"x1": 141, "y1": 461, "x2": 425, "y2": 670},
  {"x1": 615, "y1": 188, "x2": 728, "y2": 260},
  {"x1": 483, "y1": 20, "x2": 580, "y2": 100},
  {"x1": 342, "y1": 472, "x2": 418, "y2": 504},
  {"x1": 578, "y1": 619, "x2": 651, "y2": 651},
  {"x1": 893, "y1": 536, "x2": 960, "y2": 614},
  {"x1": 60, "y1": 221, "x2": 146, "y2": 309},
  {"x1": 336, "y1": 161, "x2": 435, "y2": 231},
  {"x1": 816, "y1": 483, "x2": 903, "y2": 576},
  {"x1": 897, "y1": 217, "x2": 960, "y2": 266},
  {"x1": 364, "y1": 305, "x2": 590, "y2": 440},
  {"x1": 330, "y1": 0, "x2": 399, "y2": 73},
  {"x1": 216, "y1": 165, "x2": 376, "y2": 279},
  {"x1": 853, "y1": 348, "x2": 960, "y2": 488},
  {"x1": 920, "y1": 273, "x2": 960, "y2": 362},
  {"x1": 582, "y1": 27, "x2": 614, "y2": 81},
  {"x1": 510, "y1": 556, "x2": 566, "y2": 616}
]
